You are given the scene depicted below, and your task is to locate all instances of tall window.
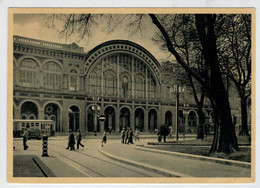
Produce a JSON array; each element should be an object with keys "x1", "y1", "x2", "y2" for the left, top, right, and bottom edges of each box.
[
  {"x1": 20, "y1": 58, "x2": 40, "y2": 88},
  {"x1": 69, "y1": 69, "x2": 78, "y2": 91},
  {"x1": 43, "y1": 62, "x2": 62, "y2": 90},
  {"x1": 89, "y1": 72, "x2": 101, "y2": 94},
  {"x1": 104, "y1": 71, "x2": 117, "y2": 96},
  {"x1": 121, "y1": 76, "x2": 131, "y2": 97},
  {"x1": 150, "y1": 79, "x2": 156, "y2": 98},
  {"x1": 148, "y1": 71, "x2": 157, "y2": 99},
  {"x1": 135, "y1": 75, "x2": 145, "y2": 98}
]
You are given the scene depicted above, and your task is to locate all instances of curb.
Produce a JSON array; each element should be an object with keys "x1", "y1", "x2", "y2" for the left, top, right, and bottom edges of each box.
[
  {"x1": 135, "y1": 146, "x2": 251, "y2": 169},
  {"x1": 98, "y1": 146, "x2": 190, "y2": 177},
  {"x1": 147, "y1": 142, "x2": 251, "y2": 147},
  {"x1": 32, "y1": 156, "x2": 56, "y2": 177}
]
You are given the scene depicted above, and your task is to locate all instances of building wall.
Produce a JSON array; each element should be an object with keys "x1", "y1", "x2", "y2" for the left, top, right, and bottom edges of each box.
[{"x1": 13, "y1": 35, "x2": 241, "y2": 134}]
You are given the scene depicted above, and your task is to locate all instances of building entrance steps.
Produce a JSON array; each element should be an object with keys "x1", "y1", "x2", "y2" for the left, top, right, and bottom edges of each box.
[{"x1": 98, "y1": 141, "x2": 251, "y2": 177}]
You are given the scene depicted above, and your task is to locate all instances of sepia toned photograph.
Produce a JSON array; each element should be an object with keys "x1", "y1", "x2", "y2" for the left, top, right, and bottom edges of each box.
[{"x1": 8, "y1": 8, "x2": 255, "y2": 183}]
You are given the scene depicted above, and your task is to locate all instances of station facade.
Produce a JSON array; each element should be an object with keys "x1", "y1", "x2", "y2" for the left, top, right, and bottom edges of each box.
[{"x1": 13, "y1": 35, "x2": 240, "y2": 134}]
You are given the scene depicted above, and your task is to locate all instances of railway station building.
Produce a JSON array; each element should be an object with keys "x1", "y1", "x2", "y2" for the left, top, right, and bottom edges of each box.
[{"x1": 12, "y1": 35, "x2": 241, "y2": 134}]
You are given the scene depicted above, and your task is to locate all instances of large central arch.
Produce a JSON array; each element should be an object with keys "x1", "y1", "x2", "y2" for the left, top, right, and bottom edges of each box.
[
  {"x1": 85, "y1": 40, "x2": 161, "y2": 85},
  {"x1": 84, "y1": 40, "x2": 161, "y2": 99}
]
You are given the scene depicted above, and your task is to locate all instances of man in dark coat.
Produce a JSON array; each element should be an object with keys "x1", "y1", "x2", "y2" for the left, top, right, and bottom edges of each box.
[
  {"x1": 23, "y1": 129, "x2": 29, "y2": 150},
  {"x1": 121, "y1": 128, "x2": 125, "y2": 144},
  {"x1": 66, "y1": 129, "x2": 75, "y2": 151},
  {"x1": 124, "y1": 128, "x2": 129, "y2": 144},
  {"x1": 127, "y1": 129, "x2": 134, "y2": 144},
  {"x1": 76, "y1": 129, "x2": 84, "y2": 149}
]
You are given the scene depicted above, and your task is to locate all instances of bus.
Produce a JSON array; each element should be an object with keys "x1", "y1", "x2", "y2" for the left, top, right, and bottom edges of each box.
[{"x1": 13, "y1": 119, "x2": 55, "y2": 139}]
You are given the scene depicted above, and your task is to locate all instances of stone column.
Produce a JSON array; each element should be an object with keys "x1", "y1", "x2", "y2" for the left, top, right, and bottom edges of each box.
[
  {"x1": 14, "y1": 107, "x2": 20, "y2": 119},
  {"x1": 101, "y1": 59, "x2": 104, "y2": 96},
  {"x1": 143, "y1": 110, "x2": 149, "y2": 132},
  {"x1": 145, "y1": 68, "x2": 148, "y2": 99},
  {"x1": 117, "y1": 54, "x2": 120, "y2": 97},
  {"x1": 14, "y1": 67, "x2": 19, "y2": 87},
  {"x1": 115, "y1": 109, "x2": 120, "y2": 132},
  {"x1": 38, "y1": 109, "x2": 44, "y2": 119},
  {"x1": 158, "y1": 103, "x2": 162, "y2": 127},
  {"x1": 39, "y1": 70, "x2": 43, "y2": 89},
  {"x1": 100, "y1": 121, "x2": 104, "y2": 133},
  {"x1": 130, "y1": 110, "x2": 134, "y2": 130},
  {"x1": 131, "y1": 57, "x2": 134, "y2": 97},
  {"x1": 80, "y1": 106, "x2": 85, "y2": 133}
]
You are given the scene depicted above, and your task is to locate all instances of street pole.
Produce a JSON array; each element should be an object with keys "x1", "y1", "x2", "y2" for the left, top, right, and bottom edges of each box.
[
  {"x1": 176, "y1": 85, "x2": 179, "y2": 141},
  {"x1": 92, "y1": 96, "x2": 99, "y2": 134},
  {"x1": 94, "y1": 106, "x2": 97, "y2": 133}
]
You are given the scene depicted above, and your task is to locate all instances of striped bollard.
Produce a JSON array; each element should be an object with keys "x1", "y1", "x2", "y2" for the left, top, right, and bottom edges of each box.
[{"x1": 42, "y1": 135, "x2": 49, "y2": 157}]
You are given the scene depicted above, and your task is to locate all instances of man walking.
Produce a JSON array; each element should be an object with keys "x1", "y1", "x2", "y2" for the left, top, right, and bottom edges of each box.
[
  {"x1": 127, "y1": 128, "x2": 134, "y2": 144},
  {"x1": 124, "y1": 128, "x2": 129, "y2": 144},
  {"x1": 101, "y1": 131, "x2": 107, "y2": 147},
  {"x1": 23, "y1": 129, "x2": 29, "y2": 150},
  {"x1": 66, "y1": 129, "x2": 75, "y2": 151},
  {"x1": 121, "y1": 128, "x2": 125, "y2": 144},
  {"x1": 76, "y1": 129, "x2": 84, "y2": 149}
]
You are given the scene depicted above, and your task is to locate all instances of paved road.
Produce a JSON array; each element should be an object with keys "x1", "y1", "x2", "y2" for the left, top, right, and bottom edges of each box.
[
  {"x1": 13, "y1": 137, "x2": 251, "y2": 178},
  {"x1": 13, "y1": 138, "x2": 164, "y2": 177}
]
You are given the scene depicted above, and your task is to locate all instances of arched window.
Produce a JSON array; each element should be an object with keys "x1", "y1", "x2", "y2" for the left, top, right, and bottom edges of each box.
[
  {"x1": 150, "y1": 79, "x2": 156, "y2": 98},
  {"x1": 69, "y1": 69, "x2": 78, "y2": 91},
  {"x1": 89, "y1": 72, "x2": 101, "y2": 94},
  {"x1": 20, "y1": 58, "x2": 40, "y2": 88},
  {"x1": 135, "y1": 75, "x2": 145, "y2": 98},
  {"x1": 43, "y1": 62, "x2": 62, "y2": 90},
  {"x1": 119, "y1": 54, "x2": 131, "y2": 72},
  {"x1": 104, "y1": 71, "x2": 117, "y2": 96},
  {"x1": 120, "y1": 75, "x2": 131, "y2": 97}
]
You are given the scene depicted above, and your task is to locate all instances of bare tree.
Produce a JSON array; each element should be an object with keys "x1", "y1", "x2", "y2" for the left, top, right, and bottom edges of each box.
[
  {"x1": 217, "y1": 14, "x2": 251, "y2": 137},
  {"x1": 45, "y1": 13, "x2": 252, "y2": 154},
  {"x1": 153, "y1": 14, "x2": 208, "y2": 140},
  {"x1": 149, "y1": 14, "x2": 240, "y2": 153}
]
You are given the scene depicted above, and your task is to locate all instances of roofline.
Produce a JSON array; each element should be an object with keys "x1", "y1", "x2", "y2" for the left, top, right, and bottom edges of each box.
[{"x1": 85, "y1": 40, "x2": 161, "y2": 69}]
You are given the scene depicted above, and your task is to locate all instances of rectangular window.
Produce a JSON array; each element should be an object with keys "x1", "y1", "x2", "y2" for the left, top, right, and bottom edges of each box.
[{"x1": 70, "y1": 75, "x2": 77, "y2": 91}]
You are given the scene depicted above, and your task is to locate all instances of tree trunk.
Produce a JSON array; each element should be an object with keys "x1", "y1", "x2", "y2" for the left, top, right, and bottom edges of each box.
[
  {"x1": 196, "y1": 106, "x2": 205, "y2": 140},
  {"x1": 209, "y1": 97, "x2": 220, "y2": 153},
  {"x1": 239, "y1": 96, "x2": 250, "y2": 136},
  {"x1": 195, "y1": 15, "x2": 239, "y2": 154}
]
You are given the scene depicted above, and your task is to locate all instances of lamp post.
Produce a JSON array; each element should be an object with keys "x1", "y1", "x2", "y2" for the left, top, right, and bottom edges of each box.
[
  {"x1": 170, "y1": 85, "x2": 185, "y2": 141},
  {"x1": 182, "y1": 107, "x2": 189, "y2": 141},
  {"x1": 92, "y1": 96, "x2": 100, "y2": 135}
]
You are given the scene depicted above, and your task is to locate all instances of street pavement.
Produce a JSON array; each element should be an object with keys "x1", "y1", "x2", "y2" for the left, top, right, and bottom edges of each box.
[
  {"x1": 13, "y1": 137, "x2": 164, "y2": 177},
  {"x1": 13, "y1": 136, "x2": 251, "y2": 178},
  {"x1": 100, "y1": 139, "x2": 251, "y2": 177}
]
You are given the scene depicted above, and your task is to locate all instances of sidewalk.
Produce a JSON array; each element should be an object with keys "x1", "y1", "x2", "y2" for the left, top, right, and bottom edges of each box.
[
  {"x1": 13, "y1": 142, "x2": 87, "y2": 177},
  {"x1": 99, "y1": 140, "x2": 251, "y2": 177}
]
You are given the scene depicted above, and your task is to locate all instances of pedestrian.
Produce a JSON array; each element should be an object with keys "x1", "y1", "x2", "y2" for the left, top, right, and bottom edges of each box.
[
  {"x1": 124, "y1": 128, "x2": 129, "y2": 144},
  {"x1": 127, "y1": 129, "x2": 134, "y2": 144},
  {"x1": 76, "y1": 129, "x2": 84, "y2": 149},
  {"x1": 101, "y1": 131, "x2": 107, "y2": 147},
  {"x1": 22, "y1": 129, "x2": 29, "y2": 150},
  {"x1": 135, "y1": 129, "x2": 140, "y2": 141},
  {"x1": 66, "y1": 129, "x2": 75, "y2": 151},
  {"x1": 121, "y1": 128, "x2": 125, "y2": 144}
]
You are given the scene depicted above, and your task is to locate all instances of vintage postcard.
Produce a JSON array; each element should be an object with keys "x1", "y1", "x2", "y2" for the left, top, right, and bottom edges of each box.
[{"x1": 7, "y1": 8, "x2": 255, "y2": 183}]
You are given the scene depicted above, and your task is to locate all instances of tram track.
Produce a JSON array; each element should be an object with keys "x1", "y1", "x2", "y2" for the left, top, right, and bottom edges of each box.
[{"x1": 31, "y1": 142, "x2": 159, "y2": 177}]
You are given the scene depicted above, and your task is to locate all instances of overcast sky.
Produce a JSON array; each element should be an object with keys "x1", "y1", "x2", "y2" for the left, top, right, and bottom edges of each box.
[{"x1": 13, "y1": 14, "x2": 173, "y2": 63}]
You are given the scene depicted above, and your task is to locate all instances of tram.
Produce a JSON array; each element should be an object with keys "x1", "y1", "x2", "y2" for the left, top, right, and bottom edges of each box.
[{"x1": 13, "y1": 119, "x2": 55, "y2": 139}]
